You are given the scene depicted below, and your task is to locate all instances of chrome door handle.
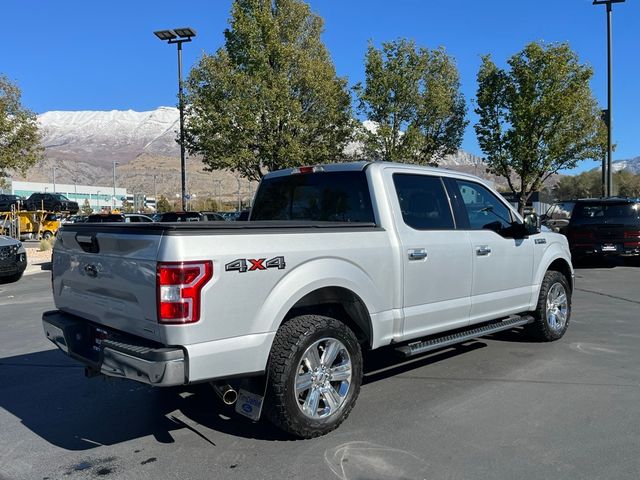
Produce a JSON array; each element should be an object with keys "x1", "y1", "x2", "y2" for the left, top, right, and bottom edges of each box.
[
  {"x1": 408, "y1": 249, "x2": 428, "y2": 261},
  {"x1": 476, "y1": 246, "x2": 491, "y2": 256}
]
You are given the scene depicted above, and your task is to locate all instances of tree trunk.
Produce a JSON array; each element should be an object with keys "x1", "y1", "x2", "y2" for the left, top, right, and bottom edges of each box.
[{"x1": 518, "y1": 191, "x2": 529, "y2": 216}]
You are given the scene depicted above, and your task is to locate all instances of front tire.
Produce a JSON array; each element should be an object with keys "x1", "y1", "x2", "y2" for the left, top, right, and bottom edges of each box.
[
  {"x1": 527, "y1": 270, "x2": 571, "y2": 341},
  {"x1": 265, "y1": 314, "x2": 362, "y2": 438}
]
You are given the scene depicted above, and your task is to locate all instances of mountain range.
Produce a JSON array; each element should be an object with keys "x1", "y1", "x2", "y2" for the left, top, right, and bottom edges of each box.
[{"x1": 14, "y1": 107, "x2": 640, "y2": 203}]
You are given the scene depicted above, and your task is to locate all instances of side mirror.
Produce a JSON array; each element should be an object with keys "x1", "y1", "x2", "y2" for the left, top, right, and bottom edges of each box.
[{"x1": 523, "y1": 212, "x2": 540, "y2": 236}]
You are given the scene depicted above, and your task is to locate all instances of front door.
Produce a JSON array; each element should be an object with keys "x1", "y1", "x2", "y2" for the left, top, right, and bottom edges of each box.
[{"x1": 449, "y1": 179, "x2": 534, "y2": 323}]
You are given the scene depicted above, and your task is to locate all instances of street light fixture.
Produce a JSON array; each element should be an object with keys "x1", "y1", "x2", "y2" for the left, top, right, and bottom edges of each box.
[
  {"x1": 154, "y1": 26, "x2": 197, "y2": 211},
  {"x1": 593, "y1": 0, "x2": 625, "y2": 197}
]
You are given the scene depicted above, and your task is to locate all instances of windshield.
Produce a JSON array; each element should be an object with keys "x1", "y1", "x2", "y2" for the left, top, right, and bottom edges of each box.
[
  {"x1": 572, "y1": 202, "x2": 640, "y2": 224},
  {"x1": 53, "y1": 194, "x2": 70, "y2": 201},
  {"x1": 251, "y1": 171, "x2": 375, "y2": 222}
]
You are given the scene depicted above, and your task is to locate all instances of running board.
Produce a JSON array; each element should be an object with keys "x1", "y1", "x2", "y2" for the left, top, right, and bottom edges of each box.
[{"x1": 395, "y1": 315, "x2": 535, "y2": 358}]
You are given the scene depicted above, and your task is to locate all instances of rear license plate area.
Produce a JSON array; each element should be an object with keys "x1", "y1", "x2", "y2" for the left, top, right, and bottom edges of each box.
[{"x1": 89, "y1": 326, "x2": 110, "y2": 353}]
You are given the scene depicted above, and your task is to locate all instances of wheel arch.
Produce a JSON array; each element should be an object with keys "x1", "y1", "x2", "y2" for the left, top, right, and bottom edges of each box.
[
  {"x1": 284, "y1": 286, "x2": 373, "y2": 348},
  {"x1": 546, "y1": 257, "x2": 573, "y2": 291},
  {"x1": 257, "y1": 258, "x2": 384, "y2": 350}
]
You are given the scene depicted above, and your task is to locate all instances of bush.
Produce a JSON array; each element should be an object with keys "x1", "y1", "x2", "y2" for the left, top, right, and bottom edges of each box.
[{"x1": 38, "y1": 238, "x2": 55, "y2": 251}]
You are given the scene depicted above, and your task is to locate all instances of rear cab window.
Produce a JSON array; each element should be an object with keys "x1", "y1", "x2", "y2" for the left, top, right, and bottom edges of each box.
[
  {"x1": 572, "y1": 201, "x2": 640, "y2": 224},
  {"x1": 251, "y1": 171, "x2": 375, "y2": 223}
]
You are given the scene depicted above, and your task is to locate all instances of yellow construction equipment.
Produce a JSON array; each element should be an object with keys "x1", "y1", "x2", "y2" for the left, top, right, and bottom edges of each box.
[{"x1": 0, "y1": 210, "x2": 62, "y2": 239}]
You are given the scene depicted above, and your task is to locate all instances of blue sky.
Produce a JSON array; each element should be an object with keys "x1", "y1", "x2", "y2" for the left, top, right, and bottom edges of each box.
[{"x1": 4, "y1": 0, "x2": 639, "y2": 173}]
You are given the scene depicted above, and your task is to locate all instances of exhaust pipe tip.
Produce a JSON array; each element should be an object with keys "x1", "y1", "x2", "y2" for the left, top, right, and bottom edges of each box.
[{"x1": 212, "y1": 383, "x2": 238, "y2": 405}]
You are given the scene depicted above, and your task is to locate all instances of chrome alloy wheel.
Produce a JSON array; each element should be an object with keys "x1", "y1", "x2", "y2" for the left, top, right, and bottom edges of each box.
[
  {"x1": 546, "y1": 282, "x2": 569, "y2": 332},
  {"x1": 295, "y1": 338, "x2": 352, "y2": 419}
]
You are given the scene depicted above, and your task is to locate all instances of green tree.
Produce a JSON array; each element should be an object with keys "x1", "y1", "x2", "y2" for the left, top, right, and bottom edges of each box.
[
  {"x1": 475, "y1": 42, "x2": 606, "y2": 213},
  {"x1": 353, "y1": 39, "x2": 467, "y2": 165},
  {"x1": 0, "y1": 75, "x2": 43, "y2": 180},
  {"x1": 184, "y1": 0, "x2": 353, "y2": 182},
  {"x1": 552, "y1": 170, "x2": 601, "y2": 200},
  {"x1": 553, "y1": 169, "x2": 640, "y2": 200},
  {"x1": 613, "y1": 170, "x2": 640, "y2": 197},
  {"x1": 81, "y1": 199, "x2": 93, "y2": 215},
  {"x1": 156, "y1": 195, "x2": 172, "y2": 213}
]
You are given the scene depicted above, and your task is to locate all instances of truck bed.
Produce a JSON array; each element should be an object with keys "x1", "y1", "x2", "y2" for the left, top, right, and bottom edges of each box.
[{"x1": 63, "y1": 221, "x2": 379, "y2": 234}]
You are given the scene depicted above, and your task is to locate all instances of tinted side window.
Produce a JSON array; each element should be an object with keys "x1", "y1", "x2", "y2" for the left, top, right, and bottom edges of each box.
[
  {"x1": 455, "y1": 180, "x2": 513, "y2": 231},
  {"x1": 393, "y1": 174, "x2": 454, "y2": 230}
]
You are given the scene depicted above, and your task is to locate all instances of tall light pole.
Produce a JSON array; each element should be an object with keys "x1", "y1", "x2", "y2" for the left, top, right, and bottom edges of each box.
[
  {"x1": 153, "y1": 174, "x2": 158, "y2": 211},
  {"x1": 96, "y1": 190, "x2": 101, "y2": 211},
  {"x1": 154, "y1": 27, "x2": 196, "y2": 211},
  {"x1": 593, "y1": 0, "x2": 625, "y2": 197},
  {"x1": 52, "y1": 166, "x2": 57, "y2": 193},
  {"x1": 112, "y1": 161, "x2": 119, "y2": 211}
]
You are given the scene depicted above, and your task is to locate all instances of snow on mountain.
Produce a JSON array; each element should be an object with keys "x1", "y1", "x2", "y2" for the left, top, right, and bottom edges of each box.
[
  {"x1": 38, "y1": 107, "x2": 180, "y2": 165},
  {"x1": 611, "y1": 156, "x2": 640, "y2": 174}
]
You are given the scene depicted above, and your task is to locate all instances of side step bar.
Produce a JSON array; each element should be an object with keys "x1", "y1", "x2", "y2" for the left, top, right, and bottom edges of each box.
[{"x1": 395, "y1": 314, "x2": 535, "y2": 358}]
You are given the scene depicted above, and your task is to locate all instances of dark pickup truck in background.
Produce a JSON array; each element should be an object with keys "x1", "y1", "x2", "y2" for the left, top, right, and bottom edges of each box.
[{"x1": 542, "y1": 197, "x2": 640, "y2": 260}]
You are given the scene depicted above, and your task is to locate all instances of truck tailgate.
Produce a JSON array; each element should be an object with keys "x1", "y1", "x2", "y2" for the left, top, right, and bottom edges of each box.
[{"x1": 53, "y1": 226, "x2": 162, "y2": 342}]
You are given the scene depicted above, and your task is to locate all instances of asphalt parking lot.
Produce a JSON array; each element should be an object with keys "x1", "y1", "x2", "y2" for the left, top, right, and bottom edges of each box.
[{"x1": 1, "y1": 263, "x2": 639, "y2": 480}]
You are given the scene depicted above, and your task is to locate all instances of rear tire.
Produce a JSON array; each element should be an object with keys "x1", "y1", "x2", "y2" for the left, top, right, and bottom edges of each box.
[
  {"x1": 526, "y1": 270, "x2": 571, "y2": 341},
  {"x1": 265, "y1": 314, "x2": 362, "y2": 438}
]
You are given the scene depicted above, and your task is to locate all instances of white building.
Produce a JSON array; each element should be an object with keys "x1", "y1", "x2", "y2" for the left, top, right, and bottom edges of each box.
[{"x1": 10, "y1": 181, "x2": 127, "y2": 212}]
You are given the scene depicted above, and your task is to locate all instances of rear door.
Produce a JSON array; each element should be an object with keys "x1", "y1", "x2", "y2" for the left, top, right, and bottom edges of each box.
[
  {"x1": 388, "y1": 171, "x2": 472, "y2": 340},
  {"x1": 446, "y1": 179, "x2": 534, "y2": 323},
  {"x1": 53, "y1": 226, "x2": 163, "y2": 341}
]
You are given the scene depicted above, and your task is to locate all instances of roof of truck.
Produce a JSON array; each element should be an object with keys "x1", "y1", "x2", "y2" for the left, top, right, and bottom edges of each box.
[{"x1": 263, "y1": 160, "x2": 487, "y2": 184}]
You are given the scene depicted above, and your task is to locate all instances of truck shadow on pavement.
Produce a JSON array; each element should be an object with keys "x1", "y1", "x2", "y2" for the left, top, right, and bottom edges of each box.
[
  {"x1": 0, "y1": 341, "x2": 492, "y2": 448},
  {"x1": 0, "y1": 348, "x2": 289, "y2": 448}
]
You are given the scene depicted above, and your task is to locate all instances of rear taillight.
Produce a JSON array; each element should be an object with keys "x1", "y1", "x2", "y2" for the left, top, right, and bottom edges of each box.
[
  {"x1": 157, "y1": 261, "x2": 213, "y2": 324},
  {"x1": 623, "y1": 230, "x2": 640, "y2": 239}
]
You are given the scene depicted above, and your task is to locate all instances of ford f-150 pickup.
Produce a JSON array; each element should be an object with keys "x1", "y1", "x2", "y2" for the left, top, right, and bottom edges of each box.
[{"x1": 43, "y1": 161, "x2": 574, "y2": 438}]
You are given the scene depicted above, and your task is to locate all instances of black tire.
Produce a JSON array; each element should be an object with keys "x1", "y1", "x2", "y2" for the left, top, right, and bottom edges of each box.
[
  {"x1": 265, "y1": 314, "x2": 362, "y2": 438},
  {"x1": 526, "y1": 270, "x2": 571, "y2": 341},
  {"x1": 42, "y1": 231, "x2": 53, "y2": 240}
]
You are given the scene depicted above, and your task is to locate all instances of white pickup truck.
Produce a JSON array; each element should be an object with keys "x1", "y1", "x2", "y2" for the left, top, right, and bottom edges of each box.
[{"x1": 43, "y1": 161, "x2": 573, "y2": 438}]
